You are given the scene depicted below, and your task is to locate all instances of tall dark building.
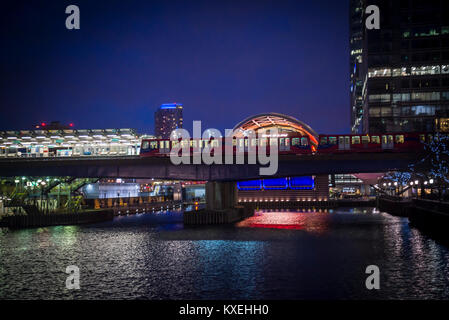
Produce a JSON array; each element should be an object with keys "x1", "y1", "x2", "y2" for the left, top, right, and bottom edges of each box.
[
  {"x1": 154, "y1": 103, "x2": 183, "y2": 139},
  {"x1": 350, "y1": 0, "x2": 449, "y2": 134}
]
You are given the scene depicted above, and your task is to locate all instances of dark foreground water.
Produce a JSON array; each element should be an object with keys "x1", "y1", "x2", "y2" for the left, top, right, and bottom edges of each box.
[{"x1": 1, "y1": 207, "x2": 449, "y2": 300}]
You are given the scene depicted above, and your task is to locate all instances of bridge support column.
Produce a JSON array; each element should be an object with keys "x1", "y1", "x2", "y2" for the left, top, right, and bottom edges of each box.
[
  {"x1": 205, "y1": 181, "x2": 237, "y2": 211},
  {"x1": 184, "y1": 181, "x2": 245, "y2": 225}
]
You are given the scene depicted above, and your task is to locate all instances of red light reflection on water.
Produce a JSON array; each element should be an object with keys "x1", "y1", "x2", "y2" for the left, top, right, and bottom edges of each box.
[{"x1": 236, "y1": 210, "x2": 330, "y2": 233}]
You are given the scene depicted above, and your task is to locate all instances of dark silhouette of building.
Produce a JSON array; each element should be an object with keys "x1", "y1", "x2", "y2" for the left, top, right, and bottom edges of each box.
[
  {"x1": 350, "y1": 0, "x2": 449, "y2": 134},
  {"x1": 154, "y1": 103, "x2": 183, "y2": 139}
]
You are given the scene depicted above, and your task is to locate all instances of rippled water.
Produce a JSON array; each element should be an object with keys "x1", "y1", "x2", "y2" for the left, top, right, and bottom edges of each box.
[{"x1": 1, "y1": 207, "x2": 449, "y2": 299}]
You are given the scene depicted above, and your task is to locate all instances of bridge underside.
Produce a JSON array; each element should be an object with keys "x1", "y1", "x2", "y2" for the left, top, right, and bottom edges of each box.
[{"x1": 0, "y1": 153, "x2": 420, "y2": 181}]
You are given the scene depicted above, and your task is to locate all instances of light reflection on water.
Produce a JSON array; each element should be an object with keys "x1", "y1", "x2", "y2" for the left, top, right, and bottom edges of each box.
[{"x1": 0, "y1": 207, "x2": 449, "y2": 299}]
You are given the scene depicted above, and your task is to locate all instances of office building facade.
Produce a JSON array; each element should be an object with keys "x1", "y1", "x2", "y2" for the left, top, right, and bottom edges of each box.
[
  {"x1": 350, "y1": 0, "x2": 449, "y2": 134},
  {"x1": 154, "y1": 103, "x2": 183, "y2": 139}
]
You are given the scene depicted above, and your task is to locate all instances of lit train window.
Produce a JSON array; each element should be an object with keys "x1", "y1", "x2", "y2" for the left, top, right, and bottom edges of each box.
[
  {"x1": 260, "y1": 139, "x2": 267, "y2": 146},
  {"x1": 428, "y1": 134, "x2": 433, "y2": 143},
  {"x1": 232, "y1": 138, "x2": 237, "y2": 146},
  {"x1": 285, "y1": 138, "x2": 290, "y2": 146},
  {"x1": 172, "y1": 141, "x2": 179, "y2": 148},
  {"x1": 301, "y1": 138, "x2": 309, "y2": 146},
  {"x1": 270, "y1": 139, "x2": 278, "y2": 146},
  {"x1": 142, "y1": 141, "x2": 149, "y2": 149},
  {"x1": 329, "y1": 137, "x2": 337, "y2": 145},
  {"x1": 395, "y1": 135, "x2": 404, "y2": 143},
  {"x1": 165, "y1": 141, "x2": 170, "y2": 148},
  {"x1": 180, "y1": 140, "x2": 189, "y2": 148},
  {"x1": 292, "y1": 138, "x2": 299, "y2": 146},
  {"x1": 320, "y1": 137, "x2": 328, "y2": 145},
  {"x1": 280, "y1": 138, "x2": 285, "y2": 146},
  {"x1": 362, "y1": 136, "x2": 370, "y2": 144},
  {"x1": 251, "y1": 139, "x2": 257, "y2": 146},
  {"x1": 212, "y1": 140, "x2": 219, "y2": 147},
  {"x1": 244, "y1": 139, "x2": 248, "y2": 147},
  {"x1": 419, "y1": 134, "x2": 425, "y2": 142},
  {"x1": 371, "y1": 136, "x2": 380, "y2": 144},
  {"x1": 150, "y1": 141, "x2": 158, "y2": 150},
  {"x1": 191, "y1": 140, "x2": 197, "y2": 148},
  {"x1": 159, "y1": 141, "x2": 164, "y2": 148},
  {"x1": 352, "y1": 136, "x2": 361, "y2": 144}
]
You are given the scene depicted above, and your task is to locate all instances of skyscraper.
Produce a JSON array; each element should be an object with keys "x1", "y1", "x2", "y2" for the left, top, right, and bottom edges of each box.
[
  {"x1": 154, "y1": 103, "x2": 183, "y2": 139},
  {"x1": 350, "y1": 0, "x2": 449, "y2": 134}
]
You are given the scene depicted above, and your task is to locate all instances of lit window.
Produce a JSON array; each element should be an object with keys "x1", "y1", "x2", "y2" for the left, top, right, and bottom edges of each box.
[
  {"x1": 395, "y1": 135, "x2": 404, "y2": 144},
  {"x1": 368, "y1": 68, "x2": 391, "y2": 78},
  {"x1": 292, "y1": 138, "x2": 299, "y2": 146},
  {"x1": 361, "y1": 135, "x2": 370, "y2": 144},
  {"x1": 351, "y1": 136, "x2": 361, "y2": 144},
  {"x1": 328, "y1": 137, "x2": 337, "y2": 145},
  {"x1": 442, "y1": 65, "x2": 449, "y2": 74},
  {"x1": 301, "y1": 138, "x2": 309, "y2": 146},
  {"x1": 320, "y1": 137, "x2": 328, "y2": 145},
  {"x1": 371, "y1": 136, "x2": 380, "y2": 144}
]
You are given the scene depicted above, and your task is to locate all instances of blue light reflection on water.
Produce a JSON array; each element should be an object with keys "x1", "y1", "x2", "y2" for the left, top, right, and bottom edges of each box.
[{"x1": 0, "y1": 207, "x2": 449, "y2": 299}]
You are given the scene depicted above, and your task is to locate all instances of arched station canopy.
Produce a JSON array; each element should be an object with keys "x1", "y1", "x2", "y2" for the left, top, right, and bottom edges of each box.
[{"x1": 232, "y1": 112, "x2": 319, "y2": 146}]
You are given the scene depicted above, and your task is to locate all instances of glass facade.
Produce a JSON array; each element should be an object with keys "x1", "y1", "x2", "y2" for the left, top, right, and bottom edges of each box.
[{"x1": 350, "y1": 0, "x2": 449, "y2": 134}]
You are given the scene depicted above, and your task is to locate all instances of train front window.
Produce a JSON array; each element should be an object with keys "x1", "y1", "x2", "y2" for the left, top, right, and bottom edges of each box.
[
  {"x1": 352, "y1": 136, "x2": 361, "y2": 144},
  {"x1": 371, "y1": 136, "x2": 380, "y2": 144},
  {"x1": 320, "y1": 137, "x2": 328, "y2": 145},
  {"x1": 301, "y1": 137, "x2": 309, "y2": 146},
  {"x1": 142, "y1": 141, "x2": 149, "y2": 149},
  {"x1": 395, "y1": 135, "x2": 404, "y2": 144},
  {"x1": 329, "y1": 137, "x2": 337, "y2": 145}
]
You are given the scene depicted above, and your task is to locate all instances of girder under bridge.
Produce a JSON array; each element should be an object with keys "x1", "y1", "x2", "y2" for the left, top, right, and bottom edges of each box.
[{"x1": 0, "y1": 152, "x2": 421, "y2": 181}]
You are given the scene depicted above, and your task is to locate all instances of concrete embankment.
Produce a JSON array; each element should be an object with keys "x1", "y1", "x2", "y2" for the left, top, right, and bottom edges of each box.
[
  {"x1": 378, "y1": 196, "x2": 449, "y2": 231},
  {"x1": 0, "y1": 209, "x2": 114, "y2": 229},
  {"x1": 408, "y1": 199, "x2": 449, "y2": 229}
]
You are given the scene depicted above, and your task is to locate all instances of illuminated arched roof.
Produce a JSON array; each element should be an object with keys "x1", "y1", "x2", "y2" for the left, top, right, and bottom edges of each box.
[{"x1": 233, "y1": 113, "x2": 319, "y2": 145}]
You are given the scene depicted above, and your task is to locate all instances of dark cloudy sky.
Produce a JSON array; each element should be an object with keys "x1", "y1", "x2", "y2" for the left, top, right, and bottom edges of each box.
[{"x1": 0, "y1": 0, "x2": 349, "y2": 135}]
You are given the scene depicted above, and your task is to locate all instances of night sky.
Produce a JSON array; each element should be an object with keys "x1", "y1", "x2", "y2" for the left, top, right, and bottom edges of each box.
[{"x1": 1, "y1": 0, "x2": 349, "y2": 135}]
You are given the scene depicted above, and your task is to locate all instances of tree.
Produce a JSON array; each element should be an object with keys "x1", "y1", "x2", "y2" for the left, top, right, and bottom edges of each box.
[{"x1": 411, "y1": 134, "x2": 449, "y2": 200}]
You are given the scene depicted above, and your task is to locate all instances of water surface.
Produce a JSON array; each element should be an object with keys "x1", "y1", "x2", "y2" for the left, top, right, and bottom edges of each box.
[{"x1": 1, "y1": 207, "x2": 448, "y2": 299}]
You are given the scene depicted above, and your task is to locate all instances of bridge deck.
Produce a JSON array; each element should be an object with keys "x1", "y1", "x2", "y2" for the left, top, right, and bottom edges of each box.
[{"x1": 0, "y1": 152, "x2": 421, "y2": 181}]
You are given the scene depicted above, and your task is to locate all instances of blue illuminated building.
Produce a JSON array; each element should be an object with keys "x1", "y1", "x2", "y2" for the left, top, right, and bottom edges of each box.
[{"x1": 154, "y1": 103, "x2": 183, "y2": 139}]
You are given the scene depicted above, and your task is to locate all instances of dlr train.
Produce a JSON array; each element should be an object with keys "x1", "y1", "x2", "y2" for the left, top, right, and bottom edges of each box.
[{"x1": 140, "y1": 132, "x2": 431, "y2": 157}]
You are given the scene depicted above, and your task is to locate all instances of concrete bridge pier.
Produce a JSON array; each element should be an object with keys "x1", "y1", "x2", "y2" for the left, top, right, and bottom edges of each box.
[
  {"x1": 205, "y1": 181, "x2": 237, "y2": 211},
  {"x1": 185, "y1": 181, "x2": 245, "y2": 225}
]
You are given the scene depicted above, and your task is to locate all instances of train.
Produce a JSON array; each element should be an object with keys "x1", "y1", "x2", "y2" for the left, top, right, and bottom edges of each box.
[{"x1": 140, "y1": 132, "x2": 430, "y2": 157}]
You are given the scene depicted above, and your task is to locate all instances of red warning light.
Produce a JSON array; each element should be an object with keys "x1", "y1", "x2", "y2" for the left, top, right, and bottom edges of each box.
[
  {"x1": 69, "y1": 123, "x2": 74, "y2": 127},
  {"x1": 41, "y1": 122, "x2": 46, "y2": 127}
]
